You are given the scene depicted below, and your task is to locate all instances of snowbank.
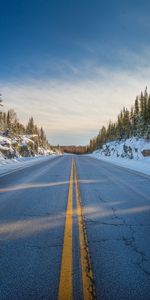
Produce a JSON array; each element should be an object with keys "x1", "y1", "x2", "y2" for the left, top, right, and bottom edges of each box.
[
  {"x1": 0, "y1": 155, "x2": 57, "y2": 177},
  {"x1": 0, "y1": 133, "x2": 59, "y2": 176},
  {"x1": 0, "y1": 133, "x2": 56, "y2": 159},
  {"x1": 90, "y1": 138, "x2": 150, "y2": 176}
]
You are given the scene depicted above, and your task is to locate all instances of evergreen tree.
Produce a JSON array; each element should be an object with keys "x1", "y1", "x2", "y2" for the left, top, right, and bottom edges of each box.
[
  {"x1": 89, "y1": 88, "x2": 150, "y2": 151},
  {"x1": 0, "y1": 93, "x2": 3, "y2": 108},
  {"x1": 26, "y1": 117, "x2": 35, "y2": 135}
]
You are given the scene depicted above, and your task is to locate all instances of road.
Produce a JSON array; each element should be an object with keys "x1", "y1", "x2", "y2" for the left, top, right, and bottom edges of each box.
[{"x1": 0, "y1": 155, "x2": 150, "y2": 300}]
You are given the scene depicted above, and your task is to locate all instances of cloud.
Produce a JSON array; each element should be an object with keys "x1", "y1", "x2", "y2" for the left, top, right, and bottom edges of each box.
[{"x1": 0, "y1": 56, "x2": 150, "y2": 145}]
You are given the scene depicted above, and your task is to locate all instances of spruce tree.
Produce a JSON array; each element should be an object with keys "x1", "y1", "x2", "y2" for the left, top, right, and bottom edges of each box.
[
  {"x1": 26, "y1": 117, "x2": 34, "y2": 135},
  {"x1": 0, "y1": 93, "x2": 3, "y2": 108}
]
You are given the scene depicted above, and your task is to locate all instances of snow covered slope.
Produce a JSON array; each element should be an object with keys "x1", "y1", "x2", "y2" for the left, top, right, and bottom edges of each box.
[
  {"x1": 0, "y1": 155, "x2": 58, "y2": 177},
  {"x1": 0, "y1": 134, "x2": 55, "y2": 159},
  {"x1": 90, "y1": 138, "x2": 150, "y2": 176},
  {"x1": 0, "y1": 134, "x2": 59, "y2": 177}
]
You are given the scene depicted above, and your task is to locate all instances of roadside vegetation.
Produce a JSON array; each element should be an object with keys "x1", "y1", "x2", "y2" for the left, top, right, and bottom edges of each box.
[
  {"x1": 60, "y1": 145, "x2": 88, "y2": 154},
  {"x1": 88, "y1": 88, "x2": 150, "y2": 152},
  {"x1": 0, "y1": 94, "x2": 56, "y2": 159}
]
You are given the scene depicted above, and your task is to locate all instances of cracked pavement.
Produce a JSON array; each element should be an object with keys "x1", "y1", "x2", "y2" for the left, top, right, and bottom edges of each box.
[
  {"x1": 0, "y1": 156, "x2": 71, "y2": 300},
  {"x1": 76, "y1": 155, "x2": 150, "y2": 300},
  {"x1": 0, "y1": 155, "x2": 150, "y2": 299}
]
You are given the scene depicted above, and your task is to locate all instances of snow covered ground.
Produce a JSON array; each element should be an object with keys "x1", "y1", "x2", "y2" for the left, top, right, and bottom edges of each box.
[
  {"x1": 0, "y1": 133, "x2": 59, "y2": 177},
  {"x1": 0, "y1": 134, "x2": 55, "y2": 158},
  {"x1": 0, "y1": 155, "x2": 57, "y2": 177},
  {"x1": 90, "y1": 138, "x2": 150, "y2": 176}
]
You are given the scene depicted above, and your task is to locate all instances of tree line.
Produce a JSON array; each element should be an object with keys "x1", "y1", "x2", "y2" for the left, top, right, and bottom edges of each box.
[
  {"x1": 88, "y1": 88, "x2": 150, "y2": 152},
  {"x1": 60, "y1": 145, "x2": 88, "y2": 154},
  {"x1": 0, "y1": 94, "x2": 51, "y2": 156}
]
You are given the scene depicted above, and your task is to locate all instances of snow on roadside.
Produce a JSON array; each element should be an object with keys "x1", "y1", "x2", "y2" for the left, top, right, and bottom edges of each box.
[
  {"x1": 89, "y1": 138, "x2": 150, "y2": 176},
  {"x1": 0, "y1": 133, "x2": 60, "y2": 177},
  {"x1": 0, "y1": 155, "x2": 57, "y2": 177}
]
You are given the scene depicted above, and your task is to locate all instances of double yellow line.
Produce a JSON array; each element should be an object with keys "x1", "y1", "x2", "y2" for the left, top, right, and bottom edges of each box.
[
  {"x1": 58, "y1": 159, "x2": 73, "y2": 299},
  {"x1": 58, "y1": 159, "x2": 96, "y2": 300}
]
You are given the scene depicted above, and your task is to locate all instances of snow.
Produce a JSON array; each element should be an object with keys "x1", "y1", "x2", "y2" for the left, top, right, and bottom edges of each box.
[
  {"x1": 21, "y1": 135, "x2": 35, "y2": 145},
  {"x1": 90, "y1": 138, "x2": 150, "y2": 176},
  {"x1": 0, "y1": 135, "x2": 12, "y2": 145},
  {"x1": 0, "y1": 155, "x2": 57, "y2": 177},
  {"x1": 0, "y1": 134, "x2": 59, "y2": 177},
  {"x1": 0, "y1": 145, "x2": 10, "y2": 151}
]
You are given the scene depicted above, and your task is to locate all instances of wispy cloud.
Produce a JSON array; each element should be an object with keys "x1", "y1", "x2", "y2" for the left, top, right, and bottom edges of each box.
[{"x1": 1, "y1": 53, "x2": 150, "y2": 145}]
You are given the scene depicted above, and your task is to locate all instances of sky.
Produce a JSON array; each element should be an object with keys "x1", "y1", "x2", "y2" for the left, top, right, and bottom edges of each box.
[{"x1": 1, "y1": 0, "x2": 150, "y2": 145}]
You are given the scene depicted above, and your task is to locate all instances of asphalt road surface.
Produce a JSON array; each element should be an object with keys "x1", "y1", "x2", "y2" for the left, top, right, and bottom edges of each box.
[{"x1": 0, "y1": 155, "x2": 150, "y2": 300}]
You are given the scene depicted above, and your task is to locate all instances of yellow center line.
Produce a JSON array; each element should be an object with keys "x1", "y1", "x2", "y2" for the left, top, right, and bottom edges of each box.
[
  {"x1": 58, "y1": 158, "x2": 96, "y2": 300},
  {"x1": 74, "y1": 160, "x2": 96, "y2": 300},
  {"x1": 58, "y1": 159, "x2": 73, "y2": 300}
]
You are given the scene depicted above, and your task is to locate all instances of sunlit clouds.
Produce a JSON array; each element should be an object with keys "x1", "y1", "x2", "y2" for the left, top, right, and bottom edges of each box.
[{"x1": 1, "y1": 58, "x2": 150, "y2": 145}]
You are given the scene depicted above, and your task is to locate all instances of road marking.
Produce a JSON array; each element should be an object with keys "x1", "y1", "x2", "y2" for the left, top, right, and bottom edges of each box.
[
  {"x1": 58, "y1": 159, "x2": 96, "y2": 299},
  {"x1": 58, "y1": 159, "x2": 73, "y2": 300},
  {"x1": 74, "y1": 160, "x2": 96, "y2": 300}
]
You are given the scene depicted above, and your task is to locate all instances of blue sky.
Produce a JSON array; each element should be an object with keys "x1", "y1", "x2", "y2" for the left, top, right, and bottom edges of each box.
[{"x1": 1, "y1": 0, "x2": 150, "y2": 145}]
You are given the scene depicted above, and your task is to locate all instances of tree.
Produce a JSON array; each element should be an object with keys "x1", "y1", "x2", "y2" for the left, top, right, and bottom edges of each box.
[
  {"x1": 0, "y1": 93, "x2": 3, "y2": 108},
  {"x1": 0, "y1": 93, "x2": 3, "y2": 130},
  {"x1": 6, "y1": 109, "x2": 18, "y2": 137},
  {"x1": 26, "y1": 117, "x2": 35, "y2": 135},
  {"x1": 88, "y1": 88, "x2": 150, "y2": 151}
]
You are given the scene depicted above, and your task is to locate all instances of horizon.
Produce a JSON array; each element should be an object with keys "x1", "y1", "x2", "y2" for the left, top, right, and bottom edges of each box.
[{"x1": 1, "y1": 0, "x2": 150, "y2": 145}]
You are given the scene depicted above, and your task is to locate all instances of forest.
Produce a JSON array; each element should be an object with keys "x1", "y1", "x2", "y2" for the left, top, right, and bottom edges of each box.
[
  {"x1": 88, "y1": 88, "x2": 150, "y2": 152},
  {"x1": 1, "y1": 88, "x2": 150, "y2": 158},
  {"x1": 0, "y1": 94, "x2": 53, "y2": 158}
]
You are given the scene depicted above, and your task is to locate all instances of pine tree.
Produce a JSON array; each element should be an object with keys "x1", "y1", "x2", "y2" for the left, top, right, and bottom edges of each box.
[
  {"x1": 89, "y1": 88, "x2": 150, "y2": 151},
  {"x1": 6, "y1": 109, "x2": 17, "y2": 137},
  {"x1": 133, "y1": 96, "x2": 139, "y2": 135},
  {"x1": 0, "y1": 93, "x2": 3, "y2": 130},
  {"x1": 143, "y1": 87, "x2": 148, "y2": 124},
  {"x1": 26, "y1": 117, "x2": 35, "y2": 135},
  {"x1": 147, "y1": 95, "x2": 150, "y2": 123},
  {"x1": 0, "y1": 93, "x2": 3, "y2": 108}
]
